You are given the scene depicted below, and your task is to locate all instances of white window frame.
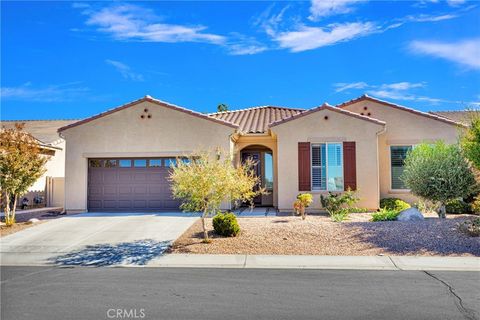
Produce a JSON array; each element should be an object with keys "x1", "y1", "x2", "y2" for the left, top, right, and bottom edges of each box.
[{"x1": 311, "y1": 142, "x2": 344, "y2": 192}]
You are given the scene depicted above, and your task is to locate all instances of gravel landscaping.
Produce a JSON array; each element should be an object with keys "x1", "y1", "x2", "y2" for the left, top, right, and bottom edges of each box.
[{"x1": 171, "y1": 213, "x2": 480, "y2": 256}]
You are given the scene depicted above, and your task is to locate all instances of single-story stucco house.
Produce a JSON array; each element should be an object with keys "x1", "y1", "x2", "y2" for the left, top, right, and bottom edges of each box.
[{"x1": 54, "y1": 94, "x2": 467, "y2": 213}]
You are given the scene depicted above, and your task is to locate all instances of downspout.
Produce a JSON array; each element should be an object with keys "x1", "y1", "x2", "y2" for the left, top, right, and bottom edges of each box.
[{"x1": 375, "y1": 125, "x2": 387, "y2": 209}]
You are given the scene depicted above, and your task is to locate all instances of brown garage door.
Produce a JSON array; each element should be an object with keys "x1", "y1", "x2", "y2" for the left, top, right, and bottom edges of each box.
[{"x1": 88, "y1": 158, "x2": 182, "y2": 211}]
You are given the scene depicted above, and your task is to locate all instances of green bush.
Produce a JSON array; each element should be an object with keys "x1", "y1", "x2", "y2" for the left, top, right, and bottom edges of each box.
[
  {"x1": 401, "y1": 142, "x2": 478, "y2": 218},
  {"x1": 446, "y1": 199, "x2": 471, "y2": 214},
  {"x1": 371, "y1": 209, "x2": 400, "y2": 222},
  {"x1": 212, "y1": 212, "x2": 240, "y2": 237},
  {"x1": 380, "y1": 198, "x2": 410, "y2": 212},
  {"x1": 320, "y1": 189, "x2": 359, "y2": 222}
]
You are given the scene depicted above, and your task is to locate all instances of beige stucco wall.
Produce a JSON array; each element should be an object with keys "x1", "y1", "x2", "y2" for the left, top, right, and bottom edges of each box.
[
  {"x1": 29, "y1": 140, "x2": 66, "y2": 192},
  {"x1": 61, "y1": 100, "x2": 236, "y2": 212},
  {"x1": 272, "y1": 109, "x2": 385, "y2": 211},
  {"x1": 342, "y1": 100, "x2": 461, "y2": 204}
]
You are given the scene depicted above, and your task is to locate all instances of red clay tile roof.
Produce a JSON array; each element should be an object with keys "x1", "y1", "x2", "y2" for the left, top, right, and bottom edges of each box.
[
  {"x1": 337, "y1": 94, "x2": 466, "y2": 127},
  {"x1": 210, "y1": 106, "x2": 305, "y2": 133},
  {"x1": 269, "y1": 103, "x2": 386, "y2": 128},
  {"x1": 58, "y1": 96, "x2": 239, "y2": 132}
]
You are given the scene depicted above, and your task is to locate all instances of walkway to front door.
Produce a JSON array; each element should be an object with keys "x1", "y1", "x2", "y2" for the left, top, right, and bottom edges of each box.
[{"x1": 233, "y1": 206, "x2": 277, "y2": 217}]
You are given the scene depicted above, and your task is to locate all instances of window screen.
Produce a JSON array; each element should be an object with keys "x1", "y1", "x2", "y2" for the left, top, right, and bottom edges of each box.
[{"x1": 391, "y1": 146, "x2": 412, "y2": 189}]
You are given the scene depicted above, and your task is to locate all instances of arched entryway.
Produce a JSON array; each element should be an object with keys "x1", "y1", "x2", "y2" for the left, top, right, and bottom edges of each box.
[{"x1": 240, "y1": 145, "x2": 274, "y2": 207}]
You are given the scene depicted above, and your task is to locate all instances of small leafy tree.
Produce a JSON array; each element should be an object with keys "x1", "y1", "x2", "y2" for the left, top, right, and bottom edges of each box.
[
  {"x1": 460, "y1": 109, "x2": 480, "y2": 170},
  {"x1": 170, "y1": 149, "x2": 264, "y2": 241},
  {"x1": 217, "y1": 104, "x2": 228, "y2": 112},
  {"x1": 293, "y1": 193, "x2": 313, "y2": 220},
  {"x1": 401, "y1": 142, "x2": 477, "y2": 218},
  {"x1": 0, "y1": 124, "x2": 48, "y2": 226}
]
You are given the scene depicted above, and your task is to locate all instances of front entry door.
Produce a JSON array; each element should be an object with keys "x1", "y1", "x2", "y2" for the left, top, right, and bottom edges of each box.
[{"x1": 241, "y1": 151, "x2": 262, "y2": 205}]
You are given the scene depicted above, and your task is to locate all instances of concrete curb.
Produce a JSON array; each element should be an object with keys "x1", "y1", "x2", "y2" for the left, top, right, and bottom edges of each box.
[{"x1": 145, "y1": 254, "x2": 480, "y2": 271}]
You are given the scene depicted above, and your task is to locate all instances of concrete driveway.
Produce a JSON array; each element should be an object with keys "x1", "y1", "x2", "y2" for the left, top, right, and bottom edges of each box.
[{"x1": 0, "y1": 212, "x2": 198, "y2": 266}]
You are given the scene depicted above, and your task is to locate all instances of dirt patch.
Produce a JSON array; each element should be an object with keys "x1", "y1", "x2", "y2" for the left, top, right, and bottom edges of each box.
[
  {"x1": 170, "y1": 213, "x2": 480, "y2": 256},
  {"x1": 0, "y1": 221, "x2": 45, "y2": 237}
]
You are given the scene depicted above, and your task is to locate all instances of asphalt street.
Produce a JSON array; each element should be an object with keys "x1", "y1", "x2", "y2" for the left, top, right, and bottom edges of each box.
[{"x1": 1, "y1": 267, "x2": 479, "y2": 320}]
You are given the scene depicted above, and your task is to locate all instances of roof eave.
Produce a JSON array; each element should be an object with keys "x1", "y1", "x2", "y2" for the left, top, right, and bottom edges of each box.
[
  {"x1": 58, "y1": 96, "x2": 239, "y2": 132},
  {"x1": 337, "y1": 94, "x2": 467, "y2": 128}
]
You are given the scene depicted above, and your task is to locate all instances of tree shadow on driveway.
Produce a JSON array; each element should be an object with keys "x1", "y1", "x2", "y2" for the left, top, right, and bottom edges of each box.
[{"x1": 49, "y1": 239, "x2": 171, "y2": 266}]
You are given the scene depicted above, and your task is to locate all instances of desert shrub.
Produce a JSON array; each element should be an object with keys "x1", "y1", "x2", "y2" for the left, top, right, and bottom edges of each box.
[
  {"x1": 460, "y1": 109, "x2": 480, "y2": 170},
  {"x1": 212, "y1": 212, "x2": 240, "y2": 237},
  {"x1": 380, "y1": 198, "x2": 410, "y2": 212},
  {"x1": 371, "y1": 209, "x2": 400, "y2": 222},
  {"x1": 471, "y1": 196, "x2": 480, "y2": 215},
  {"x1": 446, "y1": 199, "x2": 471, "y2": 214},
  {"x1": 320, "y1": 189, "x2": 359, "y2": 222},
  {"x1": 401, "y1": 142, "x2": 478, "y2": 218},
  {"x1": 293, "y1": 193, "x2": 313, "y2": 220},
  {"x1": 458, "y1": 217, "x2": 480, "y2": 237}
]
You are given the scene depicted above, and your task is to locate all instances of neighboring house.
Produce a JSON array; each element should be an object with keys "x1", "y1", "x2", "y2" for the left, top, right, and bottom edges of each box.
[
  {"x1": 57, "y1": 94, "x2": 465, "y2": 213},
  {"x1": 429, "y1": 111, "x2": 476, "y2": 127},
  {"x1": 1, "y1": 120, "x2": 77, "y2": 208}
]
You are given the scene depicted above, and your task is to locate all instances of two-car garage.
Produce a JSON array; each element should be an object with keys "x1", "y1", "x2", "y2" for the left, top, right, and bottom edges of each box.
[{"x1": 87, "y1": 158, "x2": 181, "y2": 211}]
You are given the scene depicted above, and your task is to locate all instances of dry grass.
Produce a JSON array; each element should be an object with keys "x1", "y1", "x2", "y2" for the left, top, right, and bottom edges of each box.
[{"x1": 170, "y1": 213, "x2": 480, "y2": 256}]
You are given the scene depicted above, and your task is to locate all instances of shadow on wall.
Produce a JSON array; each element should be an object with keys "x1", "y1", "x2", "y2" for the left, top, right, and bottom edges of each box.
[
  {"x1": 343, "y1": 216, "x2": 480, "y2": 256},
  {"x1": 49, "y1": 239, "x2": 171, "y2": 266}
]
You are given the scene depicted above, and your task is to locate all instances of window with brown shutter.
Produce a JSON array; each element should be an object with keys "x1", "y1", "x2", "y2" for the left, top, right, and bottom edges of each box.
[
  {"x1": 343, "y1": 141, "x2": 357, "y2": 191},
  {"x1": 298, "y1": 142, "x2": 311, "y2": 191}
]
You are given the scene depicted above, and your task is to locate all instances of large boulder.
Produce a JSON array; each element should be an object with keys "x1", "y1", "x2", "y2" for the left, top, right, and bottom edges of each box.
[{"x1": 397, "y1": 208, "x2": 424, "y2": 221}]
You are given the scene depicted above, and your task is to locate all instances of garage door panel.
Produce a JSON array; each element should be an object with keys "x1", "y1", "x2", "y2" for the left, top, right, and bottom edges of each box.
[
  {"x1": 103, "y1": 200, "x2": 118, "y2": 209},
  {"x1": 134, "y1": 186, "x2": 147, "y2": 194},
  {"x1": 118, "y1": 186, "x2": 132, "y2": 194},
  {"x1": 104, "y1": 171, "x2": 117, "y2": 182},
  {"x1": 103, "y1": 186, "x2": 117, "y2": 195},
  {"x1": 118, "y1": 200, "x2": 132, "y2": 208},
  {"x1": 149, "y1": 172, "x2": 166, "y2": 181},
  {"x1": 118, "y1": 172, "x2": 131, "y2": 182},
  {"x1": 88, "y1": 158, "x2": 180, "y2": 211}
]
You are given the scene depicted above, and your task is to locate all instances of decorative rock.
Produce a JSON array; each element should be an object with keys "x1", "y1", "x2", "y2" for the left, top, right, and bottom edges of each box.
[
  {"x1": 397, "y1": 208, "x2": 424, "y2": 221},
  {"x1": 26, "y1": 218, "x2": 40, "y2": 224}
]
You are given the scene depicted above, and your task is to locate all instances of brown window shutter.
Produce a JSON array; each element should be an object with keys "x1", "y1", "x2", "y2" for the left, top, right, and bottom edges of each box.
[
  {"x1": 298, "y1": 142, "x2": 311, "y2": 191},
  {"x1": 343, "y1": 141, "x2": 357, "y2": 191}
]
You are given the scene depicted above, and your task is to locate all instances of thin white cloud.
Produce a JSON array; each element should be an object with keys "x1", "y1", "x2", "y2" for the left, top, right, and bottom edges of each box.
[
  {"x1": 334, "y1": 81, "x2": 453, "y2": 105},
  {"x1": 228, "y1": 43, "x2": 268, "y2": 55},
  {"x1": 72, "y1": 2, "x2": 90, "y2": 9},
  {"x1": 405, "y1": 13, "x2": 458, "y2": 22},
  {"x1": 334, "y1": 82, "x2": 368, "y2": 93},
  {"x1": 309, "y1": 0, "x2": 366, "y2": 21},
  {"x1": 84, "y1": 4, "x2": 225, "y2": 45},
  {"x1": 380, "y1": 82, "x2": 425, "y2": 91},
  {"x1": 105, "y1": 59, "x2": 144, "y2": 81},
  {"x1": 447, "y1": 0, "x2": 466, "y2": 7},
  {"x1": 274, "y1": 22, "x2": 377, "y2": 52},
  {"x1": 409, "y1": 38, "x2": 480, "y2": 70},
  {"x1": 1, "y1": 82, "x2": 89, "y2": 102}
]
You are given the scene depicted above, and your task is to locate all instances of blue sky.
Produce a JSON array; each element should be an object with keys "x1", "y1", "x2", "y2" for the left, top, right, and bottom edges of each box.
[{"x1": 1, "y1": 0, "x2": 479, "y2": 120}]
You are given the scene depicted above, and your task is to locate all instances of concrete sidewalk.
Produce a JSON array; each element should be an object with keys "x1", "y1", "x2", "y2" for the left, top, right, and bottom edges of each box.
[{"x1": 146, "y1": 254, "x2": 480, "y2": 271}]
